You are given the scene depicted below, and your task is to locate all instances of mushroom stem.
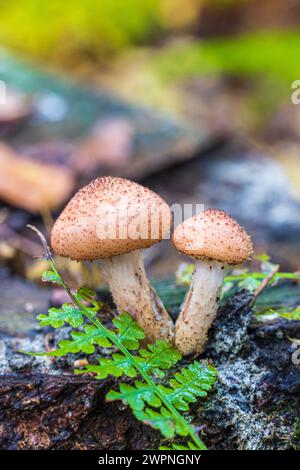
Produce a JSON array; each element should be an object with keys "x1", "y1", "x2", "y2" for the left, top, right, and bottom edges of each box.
[
  {"x1": 102, "y1": 250, "x2": 174, "y2": 343},
  {"x1": 175, "y1": 259, "x2": 225, "y2": 355}
]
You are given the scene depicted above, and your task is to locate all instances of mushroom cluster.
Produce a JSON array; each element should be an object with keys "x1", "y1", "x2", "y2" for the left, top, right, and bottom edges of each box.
[
  {"x1": 51, "y1": 177, "x2": 253, "y2": 356},
  {"x1": 51, "y1": 177, "x2": 173, "y2": 343}
]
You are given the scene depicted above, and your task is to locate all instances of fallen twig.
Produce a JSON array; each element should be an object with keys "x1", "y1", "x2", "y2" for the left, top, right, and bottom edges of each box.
[{"x1": 250, "y1": 263, "x2": 280, "y2": 306}]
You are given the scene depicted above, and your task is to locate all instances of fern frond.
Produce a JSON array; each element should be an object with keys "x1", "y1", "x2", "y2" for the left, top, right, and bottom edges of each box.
[
  {"x1": 77, "y1": 338, "x2": 182, "y2": 381},
  {"x1": 159, "y1": 441, "x2": 199, "y2": 450},
  {"x1": 107, "y1": 381, "x2": 161, "y2": 410},
  {"x1": 138, "y1": 340, "x2": 181, "y2": 375},
  {"x1": 37, "y1": 286, "x2": 101, "y2": 329},
  {"x1": 158, "y1": 361, "x2": 217, "y2": 411},
  {"x1": 107, "y1": 359, "x2": 217, "y2": 443},
  {"x1": 46, "y1": 325, "x2": 112, "y2": 356},
  {"x1": 37, "y1": 303, "x2": 84, "y2": 328},
  {"x1": 88, "y1": 340, "x2": 179, "y2": 380},
  {"x1": 42, "y1": 270, "x2": 63, "y2": 285},
  {"x1": 134, "y1": 407, "x2": 188, "y2": 439},
  {"x1": 75, "y1": 287, "x2": 102, "y2": 313},
  {"x1": 112, "y1": 312, "x2": 145, "y2": 350},
  {"x1": 76, "y1": 353, "x2": 137, "y2": 379}
]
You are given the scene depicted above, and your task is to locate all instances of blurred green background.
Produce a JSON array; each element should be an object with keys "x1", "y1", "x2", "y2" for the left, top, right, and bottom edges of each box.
[
  {"x1": 1, "y1": 0, "x2": 299, "y2": 141},
  {"x1": 2, "y1": 0, "x2": 300, "y2": 274},
  {"x1": 0, "y1": 0, "x2": 299, "y2": 84},
  {"x1": 0, "y1": 0, "x2": 200, "y2": 64}
]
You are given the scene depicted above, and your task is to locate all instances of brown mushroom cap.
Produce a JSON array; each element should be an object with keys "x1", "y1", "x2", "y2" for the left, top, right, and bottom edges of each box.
[
  {"x1": 51, "y1": 177, "x2": 171, "y2": 260},
  {"x1": 172, "y1": 209, "x2": 253, "y2": 265}
]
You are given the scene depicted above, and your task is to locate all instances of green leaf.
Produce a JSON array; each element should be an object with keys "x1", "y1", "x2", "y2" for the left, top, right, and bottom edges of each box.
[
  {"x1": 107, "y1": 380, "x2": 161, "y2": 410},
  {"x1": 42, "y1": 270, "x2": 63, "y2": 286},
  {"x1": 134, "y1": 407, "x2": 188, "y2": 439},
  {"x1": 76, "y1": 287, "x2": 96, "y2": 301},
  {"x1": 37, "y1": 303, "x2": 84, "y2": 328},
  {"x1": 77, "y1": 353, "x2": 137, "y2": 379},
  {"x1": 278, "y1": 307, "x2": 300, "y2": 320},
  {"x1": 238, "y1": 276, "x2": 261, "y2": 293},
  {"x1": 138, "y1": 340, "x2": 182, "y2": 374},
  {"x1": 255, "y1": 254, "x2": 270, "y2": 262},
  {"x1": 158, "y1": 361, "x2": 217, "y2": 411},
  {"x1": 159, "y1": 441, "x2": 199, "y2": 450},
  {"x1": 176, "y1": 263, "x2": 195, "y2": 286},
  {"x1": 113, "y1": 312, "x2": 145, "y2": 350},
  {"x1": 46, "y1": 325, "x2": 111, "y2": 356},
  {"x1": 256, "y1": 306, "x2": 300, "y2": 321},
  {"x1": 75, "y1": 287, "x2": 102, "y2": 313}
]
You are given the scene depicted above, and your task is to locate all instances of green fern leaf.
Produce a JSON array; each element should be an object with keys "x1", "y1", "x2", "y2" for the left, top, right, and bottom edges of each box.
[
  {"x1": 107, "y1": 359, "x2": 216, "y2": 441},
  {"x1": 75, "y1": 287, "x2": 102, "y2": 313},
  {"x1": 134, "y1": 407, "x2": 188, "y2": 439},
  {"x1": 76, "y1": 338, "x2": 181, "y2": 381},
  {"x1": 106, "y1": 380, "x2": 161, "y2": 410},
  {"x1": 138, "y1": 340, "x2": 181, "y2": 375},
  {"x1": 42, "y1": 270, "x2": 63, "y2": 286},
  {"x1": 37, "y1": 287, "x2": 101, "y2": 330},
  {"x1": 112, "y1": 312, "x2": 145, "y2": 350},
  {"x1": 158, "y1": 361, "x2": 217, "y2": 411},
  {"x1": 76, "y1": 352, "x2": 137, "y2": 379},
  {"x1": 37, "y1": 303, "x2": 84, "y2": 328},
  {"x1": 159, "y1": 441, "x2": 199, "y2": 450},
  {"x1": 186, "y1": 441, "x2": 199, "y2": 450},
  {"x1": 45, "y1": 325, "x2": 111, "y2": 356}
]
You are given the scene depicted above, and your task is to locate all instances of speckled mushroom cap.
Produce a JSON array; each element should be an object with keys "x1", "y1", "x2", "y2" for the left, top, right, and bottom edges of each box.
[
  {"x1": 172, "y1": 209, "x2": 253, "y2": 265},
  {"x1": 51, "y1": 177, "x2": 171, "y2": 260}
]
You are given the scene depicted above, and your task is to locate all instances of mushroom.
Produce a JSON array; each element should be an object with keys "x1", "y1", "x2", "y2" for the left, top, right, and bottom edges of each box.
[
  {"x1": 172, "y1": 209, "x2": 253, "y2": 356},
  {"x1": 51, "y1": 176, "x2": 173, "y2": 343}
]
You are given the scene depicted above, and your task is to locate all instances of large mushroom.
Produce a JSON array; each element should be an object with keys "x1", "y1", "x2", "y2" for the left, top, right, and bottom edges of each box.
[
  {"x1": 172, "y1": 209, "x2": 253, "y2": 356},
  {"x1": 51, "y1": 176, "x2": 173, "y2": 343}
]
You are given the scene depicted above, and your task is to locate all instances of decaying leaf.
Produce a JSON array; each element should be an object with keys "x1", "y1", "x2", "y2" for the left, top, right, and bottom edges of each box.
[
  {"x1": 0, "y1": 143, "x2": 75, "y2": 212},
  {"x1": 0, "y1": 88, "x2": 31, "y2": 125},
  {"x1": 75, "y1": 118, "x2": 134, "y2": 171}
]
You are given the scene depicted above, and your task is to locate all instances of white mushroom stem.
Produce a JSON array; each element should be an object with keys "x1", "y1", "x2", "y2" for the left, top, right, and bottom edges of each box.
[
  {"x1": 175, "y1": 259, "x2": 225, "y2": 356},
  {"x1": 102, "y1": 250, "x2": 174, "y2": 343}
]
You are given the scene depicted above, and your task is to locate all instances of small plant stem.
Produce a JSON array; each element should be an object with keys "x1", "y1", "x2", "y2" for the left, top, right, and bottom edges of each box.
[
  {"x1": 225, "y1": 272, "x2": 300, "y2": 282},
  {"x1": 27, "y1": 224, "x2": 78, "y2": 305},
  {"x1": 250, "y1": 264, "x2": 280, "y2": 307}
]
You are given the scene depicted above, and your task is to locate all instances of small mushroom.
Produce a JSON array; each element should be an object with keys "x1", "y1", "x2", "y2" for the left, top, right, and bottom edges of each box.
[
  {"x1": 172, "y1": 209, "x2": 253, "y2": 356},
  {"x1": 51, "y1": 176, "x2": 173, "y2": 343}
]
